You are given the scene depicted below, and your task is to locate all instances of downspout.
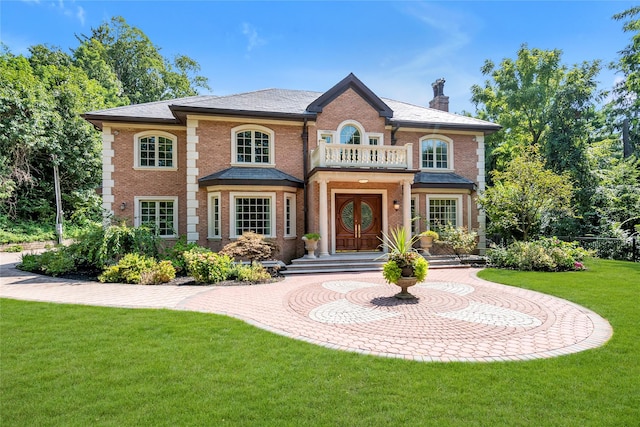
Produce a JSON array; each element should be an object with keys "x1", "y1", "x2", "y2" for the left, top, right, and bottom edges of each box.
[{"x1": 302, "y1": 118, "x2": 309, "y2": 233}]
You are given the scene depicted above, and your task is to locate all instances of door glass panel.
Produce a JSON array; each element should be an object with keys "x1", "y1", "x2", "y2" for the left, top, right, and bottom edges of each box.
[
  {"x1": 360, "y1": 202, "x2": 373, "y2": 230},
  {"x1": 341, "y1": 201, "x2": 354, "y2": 232}
]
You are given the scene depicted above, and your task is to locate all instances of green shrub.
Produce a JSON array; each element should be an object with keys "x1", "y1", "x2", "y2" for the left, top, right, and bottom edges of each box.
[
  {"x1": 162, "y1": 236, "x2": 201, "y2": 274},
  {"x1": 183, "y1": 249, "x2": 235, "y2": 283},
  {"x1": 3, "y1": 245, "x2": 23, "y2": 253},
  {"x1": 436, "y1": 224, "x2": 478, "y2": 257},
  {"x1": 487, "y1": 237, "x2": 593, "y2": 271},
  {"x1": 36, "y1": 250, "x2": 76, "y2": 276},
  {"x1": 140, "y1": 260, "x2": 176, "y2": 285},
  {"x1": 233, "y1": 262, "x2": 271, "y2": 283},
  {"x1": 100, "y1": 223, "x2": 160, "y2": 266},
  {"x1": 99, "y1": 253, "x2": 157, "y2": 284},
  {"x1": 219, "y1": 231, "x2": 277, "y2": 261},
  {"x1": 18, "y1": 253, "x2": 43, "y2": 273}
]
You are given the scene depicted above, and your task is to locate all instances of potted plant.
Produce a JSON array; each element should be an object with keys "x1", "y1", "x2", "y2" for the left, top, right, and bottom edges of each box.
[
  {"x1": 419, "y1": 229, "x2": 439, "y2": 254},
  {"x1": 380, "y1": 227, "x2": 429, "y2": 299},
  {"x1": 301, "y1": 233, "x2": 321, "y2": 258}
]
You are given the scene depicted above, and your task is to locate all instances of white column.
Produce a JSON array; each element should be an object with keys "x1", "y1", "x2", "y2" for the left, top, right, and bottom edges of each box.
[
  {"x1": 318, "y1": 179, "x2": 330, "y2": 257},
  {"x1": 102, "y1": 127, "x2": 115, "y2": 228},
  {"x1": 403, "y1": 179, "x2": 412, "y2": 237},
  {"x1": 186, "y1": 119, "x2": 200, "y2": 243},
  {"x1": 475, "y1": 134, "x2": 486, "y2": 253}
]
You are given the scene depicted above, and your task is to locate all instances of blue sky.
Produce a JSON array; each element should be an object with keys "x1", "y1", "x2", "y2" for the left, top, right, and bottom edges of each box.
[{"x1": 1, "y1": 0, "x2": 636, "y2": 113}]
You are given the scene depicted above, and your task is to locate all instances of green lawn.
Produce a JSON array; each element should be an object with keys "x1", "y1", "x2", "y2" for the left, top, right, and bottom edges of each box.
[{"x1": 1, "y1": 259, "x2": 638, "y2": 426}]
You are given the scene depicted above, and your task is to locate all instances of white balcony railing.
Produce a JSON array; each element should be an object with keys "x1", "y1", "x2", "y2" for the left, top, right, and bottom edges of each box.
[{"x1": 310, "y1": 141, "x2": 413, "y2": 170}]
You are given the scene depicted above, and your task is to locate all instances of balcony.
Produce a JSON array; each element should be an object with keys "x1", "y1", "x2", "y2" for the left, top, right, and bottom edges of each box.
[{"x1": 310, "y1": 141, "x2": 413, "y2": 170}]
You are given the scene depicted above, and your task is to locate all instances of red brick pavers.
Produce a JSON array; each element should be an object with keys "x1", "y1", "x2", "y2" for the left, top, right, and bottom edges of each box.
[{"x1": 1, "y1": 253, "x2": 612, "y2": 362}]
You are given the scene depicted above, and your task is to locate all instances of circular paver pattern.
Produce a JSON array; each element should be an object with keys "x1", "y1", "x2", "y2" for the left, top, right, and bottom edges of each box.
[{"x1": 0, "y1": 256, "x2": 612, "y2": 363}]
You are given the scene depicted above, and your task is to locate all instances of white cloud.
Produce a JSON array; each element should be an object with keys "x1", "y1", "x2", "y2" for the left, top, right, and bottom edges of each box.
[
  {"x1": 241, "y1": 22, "x2": 266, "y2": 52},
  {"x1": 76, "y1": 5, "x2": 85, "y2": 26}
]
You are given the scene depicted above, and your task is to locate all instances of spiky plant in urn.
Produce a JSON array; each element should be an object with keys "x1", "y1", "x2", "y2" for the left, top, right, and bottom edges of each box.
[{"x1": 380, "y1": 227, "x2": 429, "y2": 299}]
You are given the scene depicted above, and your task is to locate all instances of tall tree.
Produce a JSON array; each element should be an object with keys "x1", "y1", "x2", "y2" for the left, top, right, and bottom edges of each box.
[
  {"x1": 478, "y1": 148, "x2": 574, "y2": 241},
  {"x1": 611, "y1": 6, "x2": 640, "y2": 154},
  {"x1": 76, "y1": 16, "x2": 210, "y2": 104},
  {"x1": 471, "y1": 45, "x2": 601, "y2": 176}
]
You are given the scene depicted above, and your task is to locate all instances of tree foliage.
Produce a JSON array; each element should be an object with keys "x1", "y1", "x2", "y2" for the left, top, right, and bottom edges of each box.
[
  {"x1": 611, "y1": 6, "x2": 640, "y2": 153},
  {"x1": 478, "y1": 149, "x2": 574, "y2": 241},
  {"x1": 75, "y1": 16, "x2": 210, "y2": 105},
  {"x1": 1, "y1": 16, "x2": 210, "y2": 228}
]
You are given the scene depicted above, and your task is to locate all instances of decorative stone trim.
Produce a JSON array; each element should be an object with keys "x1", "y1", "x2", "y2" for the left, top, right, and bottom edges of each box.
[{"x1": 186, "y1": 119, "x2": 199, "y2": 242}]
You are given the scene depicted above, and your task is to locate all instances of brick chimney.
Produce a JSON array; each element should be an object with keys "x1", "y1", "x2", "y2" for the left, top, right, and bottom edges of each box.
[{"x1": 429, "y1": 78, "x2": 449, "y2": 112}]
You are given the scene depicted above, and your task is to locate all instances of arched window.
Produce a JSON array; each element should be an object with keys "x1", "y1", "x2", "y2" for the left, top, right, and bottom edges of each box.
[
  {"x1": 232, "y1": 125, "x2": 274, "y2": 165},
  {"x1": 420, "y1": 136, "x2": 453, "y2": 170},
  {"x1": 340, "y1": 125, "x2": 361, "y2": 145},
  {"x1": 134, "y1": 131, "x2": 177, "y2": 169}
]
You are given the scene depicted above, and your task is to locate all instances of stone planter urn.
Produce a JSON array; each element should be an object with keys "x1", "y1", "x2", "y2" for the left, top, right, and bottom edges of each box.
[
  {"x1": 302, "y1": 234, "x2": 320, "y2": 258},
  {"x1": 419, "y1": 231, "x2": 438, "y2": 255},
  {"x1": 395, "y1": 276, "x2": 419, "y2": 300}
]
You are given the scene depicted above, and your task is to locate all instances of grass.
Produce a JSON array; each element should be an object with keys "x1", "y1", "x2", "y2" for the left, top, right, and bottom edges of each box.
[{"x1": 1, "y1": 258, "x2": 638, "y2": 426}]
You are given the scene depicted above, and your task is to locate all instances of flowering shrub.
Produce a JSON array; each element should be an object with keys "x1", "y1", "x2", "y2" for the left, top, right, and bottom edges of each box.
[
  {"x1": 98, "y1": 253, "x2": 176, "y2": 284},
  {"x1": 233, "y1": 262, "x2": 271, "y2": 283},
  {"x1": 436, "y1": 225, "x2": 477, "y2": 257},
  {"x1": 487, "y1": 237, "x2": 593, "y2": 271},
  {"x1": 183, "y1": 249, "x2": 235, "y2": 283}
]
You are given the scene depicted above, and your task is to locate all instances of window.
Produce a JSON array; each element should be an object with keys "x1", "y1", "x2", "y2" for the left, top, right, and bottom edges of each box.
[
  {"x1": 369, "y1": 137, "x2": 379, "y2": 146},
  {"x1": 284, "y1": 194, "x2": 296, "y2": 237},
  {"x1": 231, "y1": 192, "x2": 276, "y2": 237},
  {"x1": 232, "y1": 125, "x2": 274, "y2": 165},
  {"x1": 134, "y1": 131, "x2": 177, "y2": 169},
  {"x1": 411, "y1": 195, "x2": 419, "y2": 235},
  {"x1": 340, "y1": 125, "x2": 361, "y2": 144},
  {"x1": 421, "y1": 137, "x2": 452, "y2": 169},
  {"x1": 208, "y1": 193, "x2": 221, "y2": 238},
  {"x1": 428, "y1": 198, "x2": 458, "y2": 228},
  {"x1": 135, "y1": 197, "x2": 178, "y2": 237}
]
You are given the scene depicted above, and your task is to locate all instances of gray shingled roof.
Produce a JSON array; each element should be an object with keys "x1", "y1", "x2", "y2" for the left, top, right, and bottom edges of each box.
[
  {"x1": 199, "y1": 167, "x2": 304, "y2": 188},
  {"x1": 84, "y1": 85, "x2": 499, "y2": 132},
  {"x1": 413, "y1": 172, "x2": 476, "y2": 190}
]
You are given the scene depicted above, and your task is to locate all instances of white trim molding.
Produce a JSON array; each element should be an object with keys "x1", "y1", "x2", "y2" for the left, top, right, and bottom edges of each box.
[
  {"x1": 425, "y1": 194, "x2": 464, "y2": 229},
  {"x1": 207, "y1": 192, "x2": 221, "y2": 239},
  {"x1": 102, "y1": 127, "x2": 115, "y2": 226},
  {"x1": 132, "y1": 130, "x2": 178, "y2": 171},
  {"x1": 186, "y1": 119, "x2": 200, "y2": 242},
  {"x1": 230, "y1": 124, "x2": 276, "y2": 167},
  {"x1": 419, "y1": 134, "x2": 454, "y2": 172},
  {"x1": 134, "y1": 196, "x2": 179, "y2": 238},
  {"x1": 229, "y1": 191, "x2": 277, "y2": 238}
]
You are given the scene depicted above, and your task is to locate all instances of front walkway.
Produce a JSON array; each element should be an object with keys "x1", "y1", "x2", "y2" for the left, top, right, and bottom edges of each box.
[{"x1": 0, "y1": 252, "x2": 612, "y2": 362}]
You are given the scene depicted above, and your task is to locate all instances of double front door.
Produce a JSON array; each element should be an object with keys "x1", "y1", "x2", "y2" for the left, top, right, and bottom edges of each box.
[{"x1": 335, "y1": 194, "x2": 382, "y2": 251}]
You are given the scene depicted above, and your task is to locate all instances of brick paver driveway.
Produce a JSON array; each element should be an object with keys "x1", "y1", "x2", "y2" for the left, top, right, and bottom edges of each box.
[{"x1": 1, "y1": 253, "x2": 612, "y2": 362}]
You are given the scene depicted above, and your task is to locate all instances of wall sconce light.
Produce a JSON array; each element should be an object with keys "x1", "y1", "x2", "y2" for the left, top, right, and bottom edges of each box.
[
  {"x1": 358, "y1": 179, "x2": 369, "y2": 184},
  {"x1": 393, "y1": 200, "x2": 400, "y2": 211},
  {"x1": 120, "y1": 202, "x2": 127, "y2": 211},
  {"x1": 113, "y1": 130, "x2": 120, "y2": 136}
]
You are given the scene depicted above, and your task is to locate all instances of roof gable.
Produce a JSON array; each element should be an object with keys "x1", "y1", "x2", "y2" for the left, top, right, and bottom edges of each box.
[{"x1": 307, "y1": 73, "x2": 393, "y2": 118}]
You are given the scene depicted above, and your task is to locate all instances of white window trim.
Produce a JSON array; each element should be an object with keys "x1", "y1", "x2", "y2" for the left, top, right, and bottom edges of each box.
[
  {"x1": 207, "y1": 192, "x2": 221, "y2": 239},
  {"x1": 321, "y1": 121, "x2": 384, "y2": 146},
  {"x1": 426, "y1": 194, "x2": 463, "y2": 229},
  {"x1": 367, "y1": 132, "x2": 384, "y2": 146},
  {"x1": 337, "y1": 120, "x2": 365, "y2": 145},
  {"x1": 134, "y1": 196, "x2": 179, "y2": 238},
  {"x1": 317, "y1": 130, "x2": 337, "y2": 145},
  {"x1": 133, "y1": 131, "x2": 178, "y2": 171},
  {"x1": 284, "y1": 193, "x2": 297, "y2": 238},
  {"x1": 419, "y1": 134, "x2": 454, "y2": 172},
  {"x1": 229, "y1": 191, "x2": 277, "y2": 238},
  {"x1": 231, "y1": 124, "x2": 276, "y2": 167}
]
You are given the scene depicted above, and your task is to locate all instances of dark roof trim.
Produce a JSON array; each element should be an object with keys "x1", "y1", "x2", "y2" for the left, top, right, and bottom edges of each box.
[
  {"x1": 412, "y1": 181, "x2": 475, "y2": 190},
  {"x1": 412, "y1": 172, "x2": 476, "y2": 190},
  {"x1": 170, "y1": 105, "x2": 315, "y2": 122},
  {"x1": 81, "y1": 114, "x2": 179, "y2": 129},
  {"x1": 198, "y1": 167, "x2": 304, "y2": 188},
  {"x1": 307, "y1": 73, "x2": 393, "y2": 118},
  {"x1": 390, "y1": 119, "x2": 502, "y2": 135}
]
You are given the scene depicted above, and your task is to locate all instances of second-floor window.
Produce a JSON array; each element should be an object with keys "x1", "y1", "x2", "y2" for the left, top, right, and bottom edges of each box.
[
  {"x1": 233, "y1": 125, "x2": 274, "y2": 165},
  {"x1": 135, "y1": 132, "x2": 177, "y2": 169},
  {"x1": 340, "y1": 125, "x2": 361, "y2": 144},
  {"x1": 421, "y1": 138, "x2": 451, "y2": 169}
]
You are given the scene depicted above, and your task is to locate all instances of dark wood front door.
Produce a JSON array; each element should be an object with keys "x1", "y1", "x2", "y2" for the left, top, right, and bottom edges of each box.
[{"x1": 335, "y1": 194, "x2": 382, "y2": 251}]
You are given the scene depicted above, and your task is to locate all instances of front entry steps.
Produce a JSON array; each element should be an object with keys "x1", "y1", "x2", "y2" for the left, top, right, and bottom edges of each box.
[{"x1": 282, "y1": 253, "x2": 484, "y2": 275}]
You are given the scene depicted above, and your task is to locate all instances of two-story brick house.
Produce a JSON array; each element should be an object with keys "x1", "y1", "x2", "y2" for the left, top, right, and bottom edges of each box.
[{"x1": 83, "y1": 73, "x2": 500, "y2": 262}]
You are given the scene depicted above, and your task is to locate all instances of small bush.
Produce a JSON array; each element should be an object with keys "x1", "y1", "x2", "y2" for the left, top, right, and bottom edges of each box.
[
  {"x1": 219, "y1": 232, "x2": 277, "y2": 261},
  {"x1": 487, "y1": 237, "x2": 593, "y2": 271},
  {"x1": 183, "y1": 249, "x2": 235, "y2": 283},
  {"x1": 162, "y1": 236, "x2": 201, "y2": 274},
  {"x1": 37, "y1": 250, "x2": 76, "y2": 276},
  {"x1": 100, "y1": 223, "x2": 160, "y2": 266},
  {"x1": 18, "y1": 253, "x2": 43, "y2": 273},
  {"x1": 3, "y1": 245, "x2": 23, "y2": 253},
  {"x1": 233, "y1": 262, "x2": 271, "y2": 283},
  {"x1": 139, "y1": 260, "x2": 176, "y2": 285},
  {"x1": 437, "y1": 224, "x2": 478, "y2": 257},
  {"x1": 99, "y1": 253, "x2": 159, "y2": 284}
]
